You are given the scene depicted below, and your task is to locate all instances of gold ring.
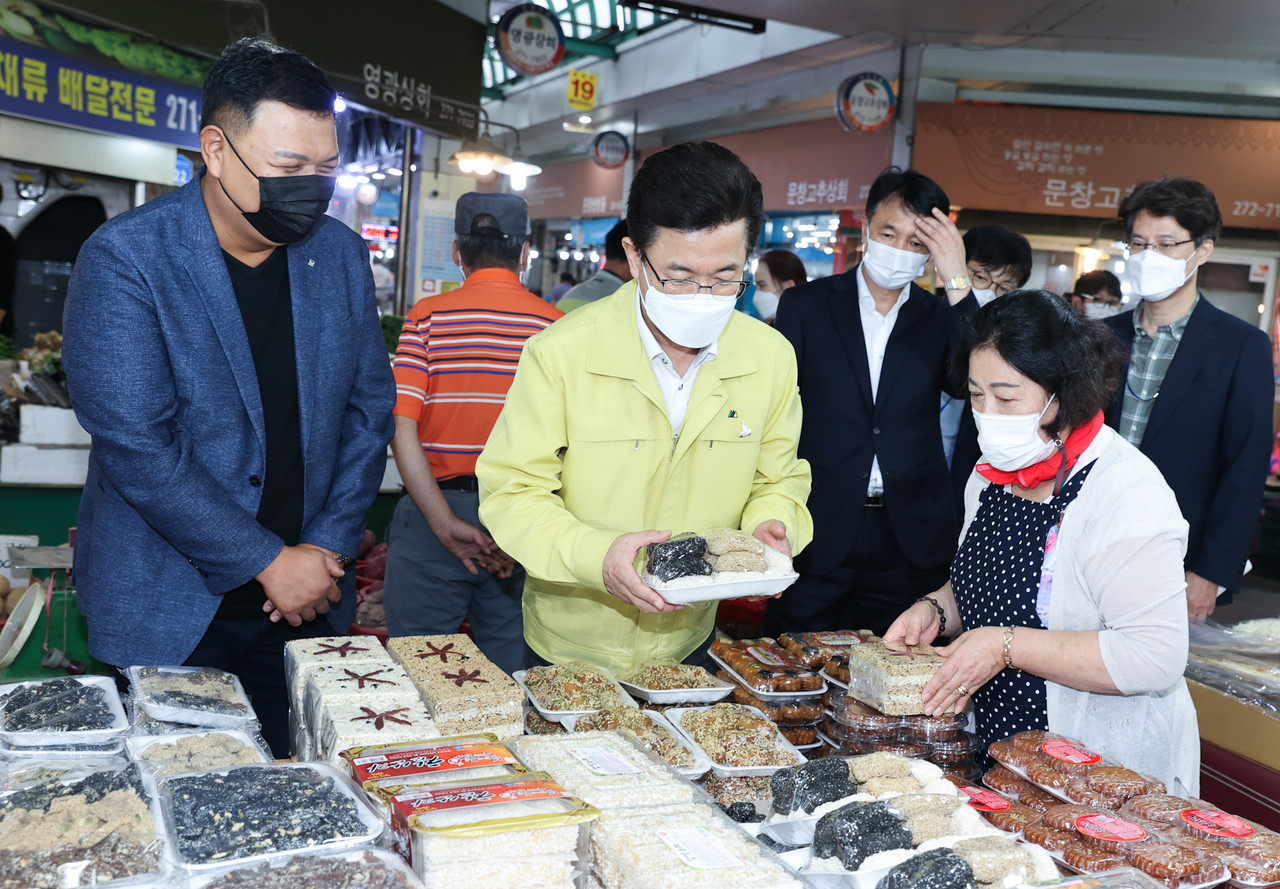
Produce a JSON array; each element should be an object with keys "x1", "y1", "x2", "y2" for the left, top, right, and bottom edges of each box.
[{"x1": 955, "y1": 684, "x2": 968, "y2": 697}]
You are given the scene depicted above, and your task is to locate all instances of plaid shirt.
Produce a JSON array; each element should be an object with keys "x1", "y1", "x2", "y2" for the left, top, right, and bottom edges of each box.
[{"x1": 1119, "y1": 296, "x2": 1198, "y2": 446}]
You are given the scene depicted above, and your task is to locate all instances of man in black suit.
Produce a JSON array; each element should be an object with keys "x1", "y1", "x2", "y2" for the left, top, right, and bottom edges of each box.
[
  {"x1": 1103, "y1": 177, "x2": 1272, "y2": 620},
  {"x1": 767, "y1": 169, "x2": 977, "y2": 636}
]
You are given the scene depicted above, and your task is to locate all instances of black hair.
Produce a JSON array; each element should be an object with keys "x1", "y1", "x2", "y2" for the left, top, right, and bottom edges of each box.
[
  {"x1": 1073, "y1": 269, "x2": 1122, "y2": 299},
  {"x1": 201, "y1": 37, "x2": 336, "y2": 133},
  {"x1": 604, "y1": 220, "x2": 628, "y2": 263},
  {"x1": 559, "y1": 272, "x2": 577, "y2": 284},
  {"x1": 759, "y1": 249, "x2": 807, "y2": 289},
  {"x1": 626, "y1": 142, "x2": 763, "y2": 255},
  {"x1": 954, "y1": 289, "x2": 1122, "y2": 440},
  {"x1": 457, "y1": 213, "x2": 524, "y2": 271},
  {"x1": 1119, "y1": 177, "x2": 1222, "y2": 246},
  {"x1": 963, "y1": 225, "x2": 1033, "y2": 287},
  {"x1": 865, "y1": 167, "x2": 950, "y2": 223}
]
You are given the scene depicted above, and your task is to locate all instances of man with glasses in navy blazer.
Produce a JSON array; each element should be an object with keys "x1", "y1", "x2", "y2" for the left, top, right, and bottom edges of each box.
[
  {"x1": 1103, "y1": 178, "x2": 1272, "y2": 621},
  {"x1": 62, "y1": 38, "x2": 394, "y2": 754}
]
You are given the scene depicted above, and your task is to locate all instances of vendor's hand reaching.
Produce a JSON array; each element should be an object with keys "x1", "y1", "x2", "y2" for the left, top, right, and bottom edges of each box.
[
  {"x1": 922, "y1": 626, "x2": 1006, "y2": 716},
  {"x1": 602, "y1": 530, "x2": 682, "y2": 614},
  {"x1": 884, "y1": 599, "x2": 944, "y2": 647},
  {"x1": 752, "y1": 520, "x2": 791, "y2": 598}
]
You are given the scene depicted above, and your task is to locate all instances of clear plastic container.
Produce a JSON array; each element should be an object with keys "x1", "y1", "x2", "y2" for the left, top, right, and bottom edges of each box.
[
  {"x1": 184, "y1": 846, "x2": 425, "y2": 889},
  {"x1": 156, "y1": 761, "x2": 384, "y2": 872},
  {"x1": 0, "y1": 675, "x2": 129, "y2": 746},
  {"x1": 126, "y1": 666, "x2": 255, "y2": 729},
  {"x1": 125, "y1": 728, "x2": 272, "y2": 776},
  {"x1": 827, "y1": 697, "x2": 905, "y2": 737},
  {"x1": 901, "y1": 712, "x2": 966, "y2": 742}
]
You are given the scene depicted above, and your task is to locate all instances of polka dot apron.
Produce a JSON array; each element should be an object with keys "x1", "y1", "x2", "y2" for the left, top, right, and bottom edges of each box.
[{"x1": 953, "y1": 461, "x2": 1096, "y2": 766}]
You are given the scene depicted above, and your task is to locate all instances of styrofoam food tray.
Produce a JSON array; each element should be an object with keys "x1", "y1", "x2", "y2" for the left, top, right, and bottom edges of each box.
[
  {"x1": 0, "y1": 675, "x2": 130, "y2": 746},
  {"x1": 125, "y1": 728, "x2": 272, "y2": 774},
  {"x1": 616, "y1": 673, "x2": 734, "y2": 704},
  {"x1": 184, "y1": 845, "x2": 424, "y2": 888},
  {"x1": 708, "y1": 651, "x2": 827, "y2": 700},
  {"x1": 561, "y1": 708, "x2": 713, "y2": 779},
  {"x1": 646, "y1": 570, "x2": 800, "y2": 604},
  {"x1": 513, "y1": 668, "x2": 639, "y2": 724},
  {"x1": 156, "y1": 761, "x2": 384, "y2": 872},
  {"x1": 665, "y1": 704, "x2": 807, "y2": 778}
]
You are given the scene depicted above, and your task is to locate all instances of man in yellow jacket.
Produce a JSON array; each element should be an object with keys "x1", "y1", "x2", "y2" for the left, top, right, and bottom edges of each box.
[{"x1": 477, "y1": 142, "x2": 813, "y2": 673}]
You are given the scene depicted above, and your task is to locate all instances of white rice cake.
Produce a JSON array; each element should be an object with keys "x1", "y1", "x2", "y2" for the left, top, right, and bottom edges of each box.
[
  {"x1": 514, "y1": 730, "x2": 696, "y2": 811},
  {"x1": 285, "y1": 635, "x2": 395, "y2": 711},
  {"x1": 315, "y1": 694, "x2": 439, "y2": 762},
  {"x1": 302, "y1": 663, "x2": 417, "y2": 731}
]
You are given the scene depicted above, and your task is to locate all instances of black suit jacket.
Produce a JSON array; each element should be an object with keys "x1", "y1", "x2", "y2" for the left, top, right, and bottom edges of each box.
[
  {"x1": 1104, "y1": 297, "x2": 1273, "y2": 593},
  {"x1": 776, "y1": 265, "x2": 964, "y2": 577}
]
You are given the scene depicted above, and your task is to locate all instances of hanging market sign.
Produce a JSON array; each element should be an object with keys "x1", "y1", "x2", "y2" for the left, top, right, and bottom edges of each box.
[
  {"x1": 835, "y1": 72, "x2": 896, "y2": 134},
  {"x1": 591, "y1": 130, "x2": 630, "y2": 169},
  {"x1": 567, "y1": 68, "x2": 596, "y2": 112},
  {"x1": 496, "y1": 4, "x2": 566, "y2": 77},
  {"x1": 0, "y1": 32, "x2": 203, "y2": 150}
]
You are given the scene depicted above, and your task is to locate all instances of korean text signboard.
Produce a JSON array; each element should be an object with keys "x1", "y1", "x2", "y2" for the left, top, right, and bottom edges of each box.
[
  {"x1": 914, "y1": 102, "x2": 1280, "y2": 230},
  {"x1": 0, "y1": 33, "x2": 201, "y2": 150}
]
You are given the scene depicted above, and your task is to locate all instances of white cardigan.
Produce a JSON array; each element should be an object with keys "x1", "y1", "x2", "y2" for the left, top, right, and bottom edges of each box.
[{"x1": 962, "y1": 424, "x2": 1200, "y2": 794}]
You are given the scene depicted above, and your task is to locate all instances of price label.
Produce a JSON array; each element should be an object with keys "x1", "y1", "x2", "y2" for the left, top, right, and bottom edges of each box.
[
  {"x1": 1041, "y1": 740, "x2": 1102, "y2": 765},
  {"x1": 1181, "y1": 809, "x2": 1255, "y2": 838},
  {"x1": 568, "y1": 68, "x2": 597, "y2": 112},
  {"x1": 1074, "y1": 814, "x2": 1147, "y2": 843},
  {"x1": 960, "y1": 786, "x2": 1011, "y2": 812},
  {"x1": 568, "y1": 745, "x2": 642, "y2": 775}
]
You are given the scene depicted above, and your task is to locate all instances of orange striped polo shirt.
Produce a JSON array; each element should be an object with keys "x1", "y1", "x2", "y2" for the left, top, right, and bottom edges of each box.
[{"x1": 393, "y1": 268, "x2": 562, "y2": 480}]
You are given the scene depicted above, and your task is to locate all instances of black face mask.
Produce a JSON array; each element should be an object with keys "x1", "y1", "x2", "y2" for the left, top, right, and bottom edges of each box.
[{"x1": 218, "y1": 134, "x2": 336, "y2": 244}]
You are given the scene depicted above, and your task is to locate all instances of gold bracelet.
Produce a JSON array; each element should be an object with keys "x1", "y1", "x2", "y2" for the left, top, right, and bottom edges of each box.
[{"x1": 1002, "y1": 626, "x2": 1020, "y2": 672}]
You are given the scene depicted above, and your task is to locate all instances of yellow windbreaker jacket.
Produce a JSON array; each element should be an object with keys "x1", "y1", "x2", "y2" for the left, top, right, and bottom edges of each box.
[{"x1": 476, "y1": 282, "x2": 813, "y2": 672}]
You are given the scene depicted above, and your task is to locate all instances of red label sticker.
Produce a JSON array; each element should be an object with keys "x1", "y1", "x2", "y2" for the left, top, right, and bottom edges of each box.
[
  {"x1": 1042, "y1": 739, "x2": 1102, "y2": 765},
  {"x1": 1181, "y1": 808, "x2": 1255, "y2": 838},
  {"x1": 960, "y1": 786, "x2": 1012, "y2": 812},
  {"x1": 745, "y1": 645, "x2": 789, "y2": 668},
  {"x1": 1075, "y1": 814, "x2": 1147, "y2": 842}
]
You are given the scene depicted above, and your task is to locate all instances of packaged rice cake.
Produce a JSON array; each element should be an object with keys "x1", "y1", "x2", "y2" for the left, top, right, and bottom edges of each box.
[
  {"x1": 340, "y1": 734, "x2": 528, "y2": 817},
  {"x1": 284, "y1": 636, "x2": 395, "y2": 714},
  {"x1": 590, "y1": 803, "x2": 802, "y2": 888},
  {"x1": 314, "y1": 695, "x2": 439, "y2": 765},
  {"x1": 845, "y1": 642, "x2": 944, "y2": 716},
  {"x1": 514, "y1": 730, "x2": 697, "y2": 811},
  {"x1": 387, "y1": 635, "x2": 523, "y2": 740},
  {"x1": 302, "y1": 663, "x2": 417, "y2": 731},
  {"x1": 381, "y1": 771, "x2": 597, "y2": 886}
]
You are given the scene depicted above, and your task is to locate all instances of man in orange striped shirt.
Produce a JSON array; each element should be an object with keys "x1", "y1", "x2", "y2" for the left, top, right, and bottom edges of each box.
[{"x1": 385, "y1": 193, "x2": 562, "y2": 672}]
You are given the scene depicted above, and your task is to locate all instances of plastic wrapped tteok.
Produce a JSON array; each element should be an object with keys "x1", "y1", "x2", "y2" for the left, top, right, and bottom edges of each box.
[
  {"x1": 0, "y1": 760, "x2": 166, "y2": 887},
  {"x1": 126, "y1": 666, "x2": 255, "y2": 729},
  {"x1": 381, "y1": 771, "x2": 598, "y2": 881},
  {"x1": 0, "y1": 675, "x2": 129, "y2": 746}
]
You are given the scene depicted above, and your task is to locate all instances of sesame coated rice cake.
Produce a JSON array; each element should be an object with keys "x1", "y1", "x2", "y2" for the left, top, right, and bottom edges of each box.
[
  {"x1": 387, "y1": 634, "x2": 523, "y2": 737},
  {"x1": 845, "y1": 642, "x2": 943, "y2": 715}
]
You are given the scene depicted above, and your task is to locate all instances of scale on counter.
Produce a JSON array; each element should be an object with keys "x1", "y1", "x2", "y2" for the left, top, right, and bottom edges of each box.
[{"x1": 0, "y1": 546, "x2": 84, "y2": 673}]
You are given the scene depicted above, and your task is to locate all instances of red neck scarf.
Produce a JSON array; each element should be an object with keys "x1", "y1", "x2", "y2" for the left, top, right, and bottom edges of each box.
[{"x1": 977, "y1": 410, "x2": 1105, "y2": 492}]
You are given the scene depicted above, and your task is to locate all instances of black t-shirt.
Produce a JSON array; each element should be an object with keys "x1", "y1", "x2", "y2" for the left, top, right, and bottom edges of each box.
[{"x1": 217, "y1": 247, "x2": 305, "y2": 619}]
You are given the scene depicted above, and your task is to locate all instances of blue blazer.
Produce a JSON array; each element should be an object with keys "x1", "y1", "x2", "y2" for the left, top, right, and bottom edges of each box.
[
  {"x1": 1103, "y1": 297, "x2": 1273, "y2": 594},
  {"x1": 776, "y1": 265, "x2": 964, "y2": 576},
  {"x1": 62, "y1": 175, "x2": 395, "y2": 666}
]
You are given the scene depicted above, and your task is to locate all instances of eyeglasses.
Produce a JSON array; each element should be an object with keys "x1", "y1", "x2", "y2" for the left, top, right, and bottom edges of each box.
[
  {"x1": 1123, "y1": 237, "x2": 1195, "y2": 259},
  {"x1": 642, "y1": 255, "x2": 748, "y2": 300},
  {"x1": 968, "y1": 268, "x2": 1015, "y2": 297}
]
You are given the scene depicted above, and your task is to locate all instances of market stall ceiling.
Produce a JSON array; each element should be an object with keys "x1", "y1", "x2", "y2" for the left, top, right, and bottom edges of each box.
[{"x1": 690, "y1": 0, "x2": 1280, "y2": 60}]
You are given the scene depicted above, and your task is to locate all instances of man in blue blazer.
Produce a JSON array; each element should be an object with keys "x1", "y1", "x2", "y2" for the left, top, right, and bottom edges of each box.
[
  {"x1": 1103, "y1": 177, "x2": 1273, "y2": 621},
  {"x1": 62, "y1": 39, "x2": 394, "y2": 754},
  {"x1": 767, "y1": 169, "x2": 977, "y2": 636}
]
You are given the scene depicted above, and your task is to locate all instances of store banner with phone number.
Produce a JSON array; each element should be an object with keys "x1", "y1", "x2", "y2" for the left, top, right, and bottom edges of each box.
[{"x1": 0, "y1": 34, "x2": 201, "y2": 150}]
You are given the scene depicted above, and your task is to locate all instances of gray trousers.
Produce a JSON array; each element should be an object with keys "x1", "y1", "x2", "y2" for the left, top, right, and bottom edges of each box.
[{"x1": 383, "y1": 491, "x2": 528, "y2": 674}]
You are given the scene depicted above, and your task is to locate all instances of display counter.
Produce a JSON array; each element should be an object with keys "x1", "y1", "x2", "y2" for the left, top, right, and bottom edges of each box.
[{"x1": 1188, "y1": 679, "x2": 1280, "y2": 831}]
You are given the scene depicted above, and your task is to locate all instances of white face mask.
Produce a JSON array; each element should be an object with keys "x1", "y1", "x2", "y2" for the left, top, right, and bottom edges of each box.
[
  {"x1": 640, "y1": 267, "x2": 737, "y2": 349},
  {"x1": 1083, "y1": 301, "x2": 1121, "y2": 320},
  {"x1": 862, "y1": 238, "x2": 929, "y2": 291},
  {"x1": 1124, "y1": 246, "x2": 1198, "y2": 302},
  {"x1": 970, "y1": 287, "x2": 996, "y2": 305},
  {"x1": 974, "y1": 394, "x2": 1059, "y2": 472},
  {"x1": 752, "y1": 288, "x2": 780, "y2": 321}
]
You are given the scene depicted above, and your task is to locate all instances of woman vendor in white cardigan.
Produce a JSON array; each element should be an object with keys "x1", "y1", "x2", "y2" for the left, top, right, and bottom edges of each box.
[{"x1": 885, "y1": 289, "x2": 1197, "y2": 794}]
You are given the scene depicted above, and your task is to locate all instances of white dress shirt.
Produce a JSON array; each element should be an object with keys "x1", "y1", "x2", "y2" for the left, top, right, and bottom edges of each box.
[
  {"x1": 635, "y1": 293, "x2": 718, "y2": 435},
  {"x1": 857, "y1": 266, "x2": 910, "y2": 494}
]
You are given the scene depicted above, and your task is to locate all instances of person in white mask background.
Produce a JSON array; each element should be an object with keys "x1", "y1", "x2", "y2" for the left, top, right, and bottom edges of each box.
[
  {"x1": 477, "y1": 141, "x2": 812, "y2": 673},
  {"x1": 1099, "y1": 178, "x2": 1272, "y2": 621},
  {"x1": 768, "y1": 168, "x2": 975, "y2": 638},
  {"x1": 1071, "y1": 269, "x2": 1124, "y2": 320},
  {"x1": 751, "y1": 249, "x2": 807, "y2": 323},
  {"x1": 886, "y1": 289, "x2": 1199, "y2": 795}
]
